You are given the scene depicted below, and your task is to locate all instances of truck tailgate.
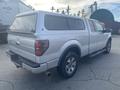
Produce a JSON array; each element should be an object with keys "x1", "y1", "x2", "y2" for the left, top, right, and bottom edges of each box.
[{"x1": 8, "y1": 34, "x2": 36, "y2": 63}]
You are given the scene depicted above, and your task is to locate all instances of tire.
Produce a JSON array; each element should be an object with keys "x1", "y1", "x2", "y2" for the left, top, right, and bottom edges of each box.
[
  {"x1": 105, "y1": 40, "x2": 111, "y2": 54},
  {"x1": 57, "y1": 51, "x2": 79, "y2": 78}
]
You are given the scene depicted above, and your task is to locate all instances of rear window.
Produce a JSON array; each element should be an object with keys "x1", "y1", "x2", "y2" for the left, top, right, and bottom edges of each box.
[
  {"x1": 10, "y1": 14, "x2": 37, "y2": 33},
  {"x1": 45, "y1": 15, "x2": 85, "y2": 30}
]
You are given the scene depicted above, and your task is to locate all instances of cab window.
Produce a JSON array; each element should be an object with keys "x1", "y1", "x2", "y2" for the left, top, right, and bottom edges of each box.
[
  {"x1": 89, "y1": 20, "x2": 96, "y2": 32},
  {"x1": 45, "y1": 15, "x2": 85, "y2": 30},
  {"x1": 93, "y1": 21, "x2": 104, "y2": 32}
]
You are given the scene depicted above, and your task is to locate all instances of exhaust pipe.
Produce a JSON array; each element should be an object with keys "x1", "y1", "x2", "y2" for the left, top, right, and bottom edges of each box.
[
  {"x1": 45, "y1": 72, "x2": 51, "y2": 77},
  {"x1": 15, "y1": 63, "x2": 22, "y2": 68},
  {"x1": 16, "y1": 65, "x2": 21, "y2": 68}
]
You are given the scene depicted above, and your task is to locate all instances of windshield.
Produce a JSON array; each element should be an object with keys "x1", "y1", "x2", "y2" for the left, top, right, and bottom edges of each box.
[{"x1": 10, "y1": 14, "x2": 37, "y2": 33}]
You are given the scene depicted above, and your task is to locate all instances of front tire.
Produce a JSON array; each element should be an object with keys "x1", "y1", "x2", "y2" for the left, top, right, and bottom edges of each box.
[
  {"x1": 57, "y1": 51, "x2": 79, "y2": 78},
  {"x1": 105, "y1": 40, "x2": 111, "y2": 53}
]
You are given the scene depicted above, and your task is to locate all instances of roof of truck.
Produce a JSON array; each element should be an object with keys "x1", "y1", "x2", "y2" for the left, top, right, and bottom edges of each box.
[
  {"x1": 16, "y1": 10, "x2": 84, "y2": 19},
  {"x1": 16, "y1": 10, "x2": 104, "y2": 25}
]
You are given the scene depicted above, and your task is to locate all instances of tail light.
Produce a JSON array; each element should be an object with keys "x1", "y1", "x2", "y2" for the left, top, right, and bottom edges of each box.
[{"x1": 35, "y1": 40, "x2": 49, "y2": 56}]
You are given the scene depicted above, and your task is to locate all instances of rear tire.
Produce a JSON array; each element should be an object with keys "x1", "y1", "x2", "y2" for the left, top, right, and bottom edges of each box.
[
  {"x1": 105, "y1": 40, "x2": 111, "y2": 54},
  {"x1": 57, "y1": 51, "x2": 79, "y2": 78}
]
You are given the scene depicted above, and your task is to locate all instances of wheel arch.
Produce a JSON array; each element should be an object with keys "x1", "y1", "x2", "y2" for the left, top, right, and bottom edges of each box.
[
  {"x1": 107, "y1": 37, "x2": 112, "y2": 44},
  {"x1": 109, "y1": 37, "x2": 112, "y2": 41},
  {"x1": 58, "y1": 44, "x2": 81, "y2": 66}
]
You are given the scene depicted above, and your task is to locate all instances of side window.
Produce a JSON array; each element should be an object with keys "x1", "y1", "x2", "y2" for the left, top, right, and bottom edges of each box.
[
  {"x1": 67, "y1": 18, "x2": 85, "y2": 30},
  {"x1": 45, "y1": 15, "x2": 68, "y2": 30},
  {"x1": 89, "y1": 20, "x2": 96, "y2": 32},
  {"x1": 93, "y1": 21, "x2": 104, "y2": 32},
  {"x1": 44, "y1": 15, "x2": 85, "y2": 30}
]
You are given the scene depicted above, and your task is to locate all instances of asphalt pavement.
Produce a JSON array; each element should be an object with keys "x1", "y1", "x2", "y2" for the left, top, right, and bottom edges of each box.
[{"x1": 0, "y1": 35, "x2": 120, "y2": 90}]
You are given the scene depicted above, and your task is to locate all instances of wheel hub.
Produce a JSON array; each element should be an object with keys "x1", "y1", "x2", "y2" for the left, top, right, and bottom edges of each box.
[{"x1": 65, "y1": 57, "x2": 77, "y2": 74}]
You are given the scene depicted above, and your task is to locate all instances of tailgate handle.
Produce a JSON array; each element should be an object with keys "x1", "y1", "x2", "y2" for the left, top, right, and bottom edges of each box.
[{"x1": 16, "y1": 41, "x2": 20, "y2": 45}]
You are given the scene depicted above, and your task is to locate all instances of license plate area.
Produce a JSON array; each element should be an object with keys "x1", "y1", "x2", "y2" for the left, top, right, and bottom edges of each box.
[
  {"x1": 11, "y1": 55, "x2": 23, "y2": 66},
  {"x1": 10, "y1": 54, "x2": 40, "y2": 68}
]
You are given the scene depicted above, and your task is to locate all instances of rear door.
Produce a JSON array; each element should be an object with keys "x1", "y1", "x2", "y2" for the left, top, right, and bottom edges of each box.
[{"x1": 8, "y1": 14, "x2": 37, "y2": 63}]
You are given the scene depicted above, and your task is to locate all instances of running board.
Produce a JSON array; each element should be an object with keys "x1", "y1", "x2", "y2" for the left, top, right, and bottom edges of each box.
[{"x1": 89, "y1": 49, "x2": 106, "y2": 57}]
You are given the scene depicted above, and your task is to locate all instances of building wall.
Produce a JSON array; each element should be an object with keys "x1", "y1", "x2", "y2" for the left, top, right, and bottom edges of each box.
[
  {"x1": 0, "y1": 0, "x2": 33, "y2": 32},
  {"x1": 0, "y1": 0, "x2": 19, "y2": 28},
  {"x1": 0, "y1": 0, "x2": 33, "y2": 44},
  {"x1": 19, "y1": 1, "x2": 34, "y2": 13}
]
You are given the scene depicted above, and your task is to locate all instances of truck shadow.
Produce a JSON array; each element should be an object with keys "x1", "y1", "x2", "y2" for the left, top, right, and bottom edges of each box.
[
  {"x1": 11, "y1": 53, "x2": 113, "y2": 87},
  {"x1": 3, "y1": 49, "x2": 120, "y2": 90}
]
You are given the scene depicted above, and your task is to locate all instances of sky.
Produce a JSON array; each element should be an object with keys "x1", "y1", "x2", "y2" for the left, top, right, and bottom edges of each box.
[
  {"x1": 22, "y1": 0, "x2": 120, "y2": 21},
  {"x1": 22, "y1": 0, "x2": 120, "y2": 10}
]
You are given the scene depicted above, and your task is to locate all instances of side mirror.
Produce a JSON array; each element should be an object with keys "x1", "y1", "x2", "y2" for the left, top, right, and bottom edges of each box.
[{"x1": 102, "y1": 29, "x2": 112, "y2": 33}]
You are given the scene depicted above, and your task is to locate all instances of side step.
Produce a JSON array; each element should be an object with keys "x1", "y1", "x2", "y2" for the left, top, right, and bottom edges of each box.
[{"x1": 89, "y1": 49, "x2": 105, "y2": 57}]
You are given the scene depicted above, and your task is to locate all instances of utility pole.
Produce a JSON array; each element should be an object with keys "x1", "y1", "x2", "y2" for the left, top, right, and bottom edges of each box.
[
  {"x1": 90, "y1": 1, "x2": 98, "y2": 14},
  {"x1": 94, "y1": 1, "x2": 97, "y2": 11},
  {"x1": 89, "y1": 5, "x2": 93, "y2": 14}
]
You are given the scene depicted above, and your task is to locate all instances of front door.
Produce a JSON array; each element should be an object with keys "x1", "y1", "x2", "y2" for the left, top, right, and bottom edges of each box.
[{"x1": 89, "y1": 20, "x2": 107, "y2": 53}]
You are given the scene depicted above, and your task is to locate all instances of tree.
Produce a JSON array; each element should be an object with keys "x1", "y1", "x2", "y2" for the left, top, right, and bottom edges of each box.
[
  {"x1": 62, "y1": 10, "x2": 65, "y2": 14},
  {"x1": 51, "y1": 6, "x2": 55, "y2": 12},
  {"x1": 77, "y1": 11, "x2": 80, "y2": 16},
  {"x1": 56, "y1": 9, "x2": 60, "y2": 13},
  {"x1": 82, "y1": 9, "x2": 85, "y2": 17},
  {"x1": 73, "y1": 13, "x2": 76, "y2": 16},
  {"x1": 66, "y1": 5, "x2": 71, "y2": 15}
]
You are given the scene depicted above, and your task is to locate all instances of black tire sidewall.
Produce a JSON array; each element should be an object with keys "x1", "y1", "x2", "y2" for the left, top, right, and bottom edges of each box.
[
  {"x1": 105, "y1": 40, "x2": 111, "y2": 53},
  {"x1": 58, "y1": 51, "x2": 79, "y2": 78}
]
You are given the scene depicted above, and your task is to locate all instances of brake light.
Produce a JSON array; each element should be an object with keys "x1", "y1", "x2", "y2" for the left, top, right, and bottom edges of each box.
[{"x1": 35, "y1": 40, "x2": 49, "y2": 56}]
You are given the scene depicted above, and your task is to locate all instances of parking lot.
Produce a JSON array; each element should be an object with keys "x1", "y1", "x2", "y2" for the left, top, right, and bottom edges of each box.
[{"x1": 0, "y1": 35, "x2": 120, "y2": 90}]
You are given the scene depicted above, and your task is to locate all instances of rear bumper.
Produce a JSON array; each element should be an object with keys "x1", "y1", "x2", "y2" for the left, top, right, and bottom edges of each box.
[
  {"x1": 22, "y1": 63, "x2": 47, "y2": 73},
  {"x1": 7, "y1": 51, "x2": 47, "y2": 73}
]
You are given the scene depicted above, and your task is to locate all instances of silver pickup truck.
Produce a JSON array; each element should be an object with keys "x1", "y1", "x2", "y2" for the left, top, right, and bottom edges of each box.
[{"x1": 7, "y1": 11, "x2": 112, "y2": 78}]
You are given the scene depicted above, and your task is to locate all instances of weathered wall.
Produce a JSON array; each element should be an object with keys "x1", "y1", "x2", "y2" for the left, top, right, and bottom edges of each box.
[
  {"x1": 0, "y1": 0, "x2": 33, "y2": 44},
  {"x1": 19, "y1": 1, "x2": 34, "y2": 13},
  {"x1": 0, "y1": 0, "x2": 33, "y2": 31},
  {"x1": 0, "y1": 0, "x2": 19, "y2": 31}
]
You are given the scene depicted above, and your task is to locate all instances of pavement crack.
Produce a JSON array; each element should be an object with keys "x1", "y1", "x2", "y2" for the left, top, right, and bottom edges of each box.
[
  {"x1": 89, "y1": 66, "x2": 97, "y2": 79},
  {"x1": 88, "y1": 65, "x2": 120, "y2": 88},
  {"x1": 107, "y1": 73, "x2": 111, "y2": 81},
  {"x1": 0, "y1": 80, "x2": 14, "y2": 90},
  {"x1": 108, "y1": 80, "x2": 120, "y2": 88}
]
